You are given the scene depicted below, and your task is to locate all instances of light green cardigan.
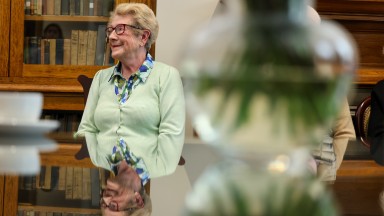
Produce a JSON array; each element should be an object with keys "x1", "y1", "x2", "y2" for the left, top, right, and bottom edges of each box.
[{"x1": 75, "y1": 61, "x2": 186, "y2": 178}]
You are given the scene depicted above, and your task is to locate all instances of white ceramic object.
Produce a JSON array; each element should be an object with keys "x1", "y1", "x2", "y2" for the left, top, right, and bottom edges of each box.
[
  {"x1": 0, "y1": 135, "x2": 58, "y2": 152},
  {"x1": 0, "y1": 145, "x2": 40, "y2": 175},
  {"x1": 0, "y1": 92, "x2": 43, "y2": 123},
  {"x1": 0, "y1": 119, "x2": 59, "y2": 135}
]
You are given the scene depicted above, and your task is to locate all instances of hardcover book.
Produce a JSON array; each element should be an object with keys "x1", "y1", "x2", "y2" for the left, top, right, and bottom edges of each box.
[
  {"x1": 70, "y1": 30, "x2": 79, "y2": 65},
  {"x1": 86, "y1": 30, "x2": 97, "y2": 65}
]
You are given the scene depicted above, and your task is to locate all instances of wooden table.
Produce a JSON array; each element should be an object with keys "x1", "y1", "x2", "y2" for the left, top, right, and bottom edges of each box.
[{"x1": 332, "y1": 160, "x2": 384, "y2": 216}]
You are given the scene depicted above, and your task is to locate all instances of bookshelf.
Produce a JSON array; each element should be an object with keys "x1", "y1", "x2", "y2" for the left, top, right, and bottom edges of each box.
[
  {"x1": 17, "y1": 166, "x2": 105, "y2": 216},
  {"x1": 316, "y1": 0, "x2": 384, "y2": 85},
  {"x1": 0, "y1": 0, "x2": 157, "y2": 215},
  {"x1": 4, "y1": 0, "x2": 156, "y2": 112}
]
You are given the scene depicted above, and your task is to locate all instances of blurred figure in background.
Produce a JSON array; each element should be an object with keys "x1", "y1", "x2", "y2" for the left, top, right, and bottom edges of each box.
[
  {"x1": 368, "y1": 80, "x2": 384, "y2": 165},
  {"x1": 43, "y1": 23, "x2": 63, "y2": 39},
  {"x1": 307, "y1": 6, "x2": 356, "y2": 182}
]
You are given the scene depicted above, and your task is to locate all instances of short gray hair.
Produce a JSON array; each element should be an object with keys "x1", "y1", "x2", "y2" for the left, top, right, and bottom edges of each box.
[{"x1": 110, "y1": 3, "x2": 159, "y2": 50}]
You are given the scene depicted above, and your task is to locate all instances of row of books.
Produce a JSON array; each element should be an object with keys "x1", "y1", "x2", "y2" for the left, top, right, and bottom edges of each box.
[
  {"x1": 18, "y1": 210, "x2": 101, "y2": 216},
  {"x1": 19, "y1": 166, "x2": 107, "y2": 201},
  {"x1": 42, "y1": 113, "x2": 82, "y2": 133},
  {"x1": 24, "y1": 27, "x2": 113, "y2": 66},
  {"x1": 25, "y1": 0, "x2": 113, "y2": 17}
]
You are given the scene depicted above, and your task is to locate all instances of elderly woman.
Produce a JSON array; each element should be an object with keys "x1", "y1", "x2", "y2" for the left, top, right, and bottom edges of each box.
[{"x1": 75, "y1": 2, "x2": 185, "y2": 184}]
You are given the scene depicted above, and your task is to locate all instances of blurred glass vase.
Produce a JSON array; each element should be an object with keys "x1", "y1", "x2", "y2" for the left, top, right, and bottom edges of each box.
[
  {"x1": 180, "y1": 0, "x2": 358, "y2": 155},
  {"x1": 183, "y1": 158, "x2": 338, "y2": 216}
]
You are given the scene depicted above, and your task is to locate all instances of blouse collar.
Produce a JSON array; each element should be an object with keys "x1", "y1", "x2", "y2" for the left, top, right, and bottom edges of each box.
[{"x1": 108, "y1": 53, "x2": 154, "y2": 83}]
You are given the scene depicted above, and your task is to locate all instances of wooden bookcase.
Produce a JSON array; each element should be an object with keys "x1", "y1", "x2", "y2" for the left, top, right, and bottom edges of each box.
[
  {"x1": 3, "y1": 0, "x2": 156, "y2": 112},
  {"x1": 14, "y1": 143, "x2": 102, "y2": 216},
  {"x1": 0, "y1": 0, "x2": 156, "y2": 215},
  {"x1": 315, "y1": 0, "x2": 384, "y2": 154},
  {"x1": 316, "y1": 0, "x2": 384, "y2": 85}
]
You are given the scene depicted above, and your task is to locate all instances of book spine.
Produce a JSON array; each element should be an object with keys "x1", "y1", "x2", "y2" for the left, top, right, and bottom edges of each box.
[
  {"x1": 39, "y1": 211, "x2": 47, "y2": 216},
  {"x1": 96, "y1": 0, "x2": 102, "y2": 17},
  {"x1": 72, "y1": 167, "x2": 83, "y2": 199},
  {"x1": 77, "y1": 30, "x2": 88, "y2": 65},
  {"x1": 90, "y1": 168, "x2": 101, "y2": 207},
  {"x1": 37, "y1": 38, "x2": 41, "y2": 64},
  {"x1": 49, "y1": 39, "x2": 56, "y2": 65},
  {"x1": 41, "y1": 0, "x2": 47, "y2": 15},
  {"x1": 54, "y1": 0, "x2": 61, "y2": 15},
  {"x1": 65, "y1": 167, "x2": 74, "y2": 199},
  {"x1": 39, "y1": 166, "x2": 46, "y2": 188},
  {"x1": 43, "y1": 165, "x2": 52, "y2": 190},
  {"x1": 46, "y1": 0, "x2": 54, "y2": 15},
  {"x1": 51, "y1": 166, "x2": 60, "y2": 190},
  {"x1": 93, "y1": 0, "x2": 98, "y2": 16},
  {"x1": 69, "y1": 0, "x2": 75, "y2": 16},
  {"x1": 23, "y1": 176, "x2": 34, "y2": 190},
  {"x1": 82, "y1": 168, "x2": 91, "y2": 200},
  {"x1": 43, "y1": 39, "x2": 50, "y2": 64},
  {"x1": 28, "y1": 36, "x2": 39, "y2": 64},
  {"x1": 17, "y1": 209, "x2": 24, "y2": 216},
  {"x1": 30, "y1": 0, "x2": 37, "y2": 15},
  {"x1": 83, "y1": 0, "x2": 89, "y2": 16},
  {"x1": 70, "y1": 30, "x2": 79, "y2": 65},
  {"x1": 102, "y1": 0, "x2": 113, "y2": 17},
  {"x1": 19, "y1": 176, "x2": 25, "y2": 190},
  {"x1": 35, "y1": 169, "x2": 41, "y2": 189},
  {"x1": 37, "y1": 0, "x2": 43, "y2": 15},
  {"x1": 57, "y1": 166, "x2": 67, "y2": 190},
  {"x1": 74, "y1": 0, "x2": 80, "y2": 15},
  {"x1": 40, "y1": 38, "x2": 45, "y2": 64},
  {"x1": 25, "y1": 0, "x2": 31, "y2": 15},
  {"x1": 95, "y1": 25, "x2": 106, "y2": 65},
  {"x1": 61, "y1": 0, "x2": 69, "y2": 15},
  {"x1": 79, "y1": 0, "x2": 84, "y2": 16},
  {"x1": 63, "y1": 39, "x2": 71, "y2": 65},
  {"x1": 104, "y1": 42, "x2": 112, "y2": 66},
  {"x1": 55, "y1": 39, "x2": 64, "y2": 65},
  {"x1": 88, "y1": 0, "x2": 94, "y2": 16},
  {"x1": 86, "y1": 30, "x2": 97, "y2": 65},
  {"x1": 24, "y1": 37, "x2": 29, "y2": 63}
]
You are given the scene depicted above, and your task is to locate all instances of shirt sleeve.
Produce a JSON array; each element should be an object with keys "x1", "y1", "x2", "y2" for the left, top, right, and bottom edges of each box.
[
  {"x1": 73, "y1": 70, "x2": 110, "y2": 170},
  {"x1": 333, "y1": 99, "x2": 355, "y2": 170},
  {"x1": 150, "y1": 66, "x2": 186, "y2": 177},
  {"x1": 74, "y1": 70, "x2": 102, "y2": 138}
]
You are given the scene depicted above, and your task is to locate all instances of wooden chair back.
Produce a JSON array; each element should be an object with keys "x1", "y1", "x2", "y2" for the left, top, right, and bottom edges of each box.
[{"x1": 355, "y1": 96, "x2": 371, "y2": 148}]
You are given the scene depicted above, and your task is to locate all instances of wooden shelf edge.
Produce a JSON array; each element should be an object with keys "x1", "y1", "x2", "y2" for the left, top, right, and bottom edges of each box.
[
  {"x1": 321, "y1": 13, "x2": 384, "y2": 22},
  {"x1": 25, "y1": 15, "x2": 109, "y2": 22},
  {"x1": 355, "y1": 67, "x2": 384, "y2": 85},
  {"x1": 0, "y1": 83, "x2": 83, "y2": 93},
  {"x1": 18, "y1": 205, "x2": 101, "y2": 214},
  {"x1": 41, "y1": 143, "x2": 83, "y2": 156},
  {"x1": 337, "y1": 160, "x2": 384, "y2": 177}
]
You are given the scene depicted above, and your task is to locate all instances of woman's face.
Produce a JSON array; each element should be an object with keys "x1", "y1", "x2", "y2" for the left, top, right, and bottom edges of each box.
[
  {"x1": 101, "y1": 160, "x2": 143, "y2": 215},
  {"x1": 107, "y1": 15, "x2": 144, "y2": 60}
]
